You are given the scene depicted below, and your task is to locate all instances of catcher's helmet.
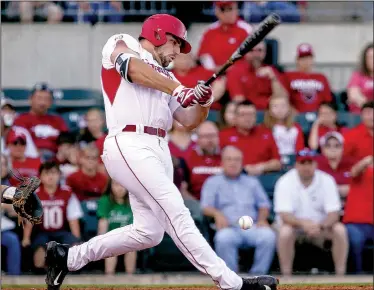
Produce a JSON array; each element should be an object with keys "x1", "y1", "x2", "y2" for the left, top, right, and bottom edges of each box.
[{"x1": 139, "y1": 14, "x2": 191, "y2": 54}]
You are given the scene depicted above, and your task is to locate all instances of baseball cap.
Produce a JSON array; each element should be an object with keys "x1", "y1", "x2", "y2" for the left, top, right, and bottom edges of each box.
[
  {"x1": 1, "y1": 97, "x2": 15, "y2": 111},
  {"x1": 296, "y1": 148, "x2": 317, "y2": 162},
  {"x1": 31, "y1": 82, "x2": 53, "y2": 95},
  {"x1": 6, "y1": 129, "x2": 27, "y2": 145},
  {"x1": 297, "y1": 43, "x2": 314, "y2": 58},
  {"x1": 320, "y1": 131, "x2": 344, "y2": 147},
  {"x1": 215, "y1": 1, "x2": 236, "y2": 7}
]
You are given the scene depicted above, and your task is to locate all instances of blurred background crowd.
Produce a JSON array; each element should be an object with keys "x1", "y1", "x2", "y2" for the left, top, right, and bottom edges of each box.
[{"x1": 1, "y1": 0, "x2": 373, "y2": 278}]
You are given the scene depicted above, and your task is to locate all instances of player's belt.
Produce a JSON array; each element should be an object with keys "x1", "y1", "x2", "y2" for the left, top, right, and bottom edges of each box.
[{"x1": 122, "y1": 125, "x2": 166, "y2": 138}]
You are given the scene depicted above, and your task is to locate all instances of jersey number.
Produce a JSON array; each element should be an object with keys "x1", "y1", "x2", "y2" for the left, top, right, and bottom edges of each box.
[{"x1": 44, "y1": 206, "x2": 64, "y2": 229}]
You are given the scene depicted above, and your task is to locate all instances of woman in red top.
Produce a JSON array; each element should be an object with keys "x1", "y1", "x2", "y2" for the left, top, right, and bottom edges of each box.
[
  {"x1": 347, "y1": 43, "x2": 373, "y2": 114},
  {"x1": 308, "y1": 102, "x2": 347, "y2": 150},
  {"x1": 343, "y1": 155, "x2": 373, "y2": 273},
  {"x1": 263, "y1": 96, "x2": 304, "y2": 156},
  {"x1": 167, "y1": 119, "x2": 196, "y2": 161}
]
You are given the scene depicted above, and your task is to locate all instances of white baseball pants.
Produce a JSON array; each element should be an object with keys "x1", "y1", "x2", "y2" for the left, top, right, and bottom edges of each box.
[{"x1": 67, "y1": 132, "x2": 242, "y2": 290}]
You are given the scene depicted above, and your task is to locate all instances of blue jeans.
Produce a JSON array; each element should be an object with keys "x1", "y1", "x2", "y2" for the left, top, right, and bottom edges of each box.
[
  {"x1": 1, "y1": 230, "x2": 21, "y2": 275},
  {"x1": 214, "y1": 226, "x2": 276, "y2": 274},
  {"x1": 346, "y1": 223, "x2": 374, "y2": 273}
]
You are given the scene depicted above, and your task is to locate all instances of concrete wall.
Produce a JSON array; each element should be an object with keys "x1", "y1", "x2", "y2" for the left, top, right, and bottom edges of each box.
[{"x1": 2, "y1": 23, "x2": 373, "y2": 90}]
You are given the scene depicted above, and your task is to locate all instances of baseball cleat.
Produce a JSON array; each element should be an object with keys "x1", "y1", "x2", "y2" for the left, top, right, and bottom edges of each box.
[
  {"x1": 45, "y1": 241, "x2": 69, "y2": 290},
  {"x1": 241, "y1": 275, "x2": 279, "y2": 290}
]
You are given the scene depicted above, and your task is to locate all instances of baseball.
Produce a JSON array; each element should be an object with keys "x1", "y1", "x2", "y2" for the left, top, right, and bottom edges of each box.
[{"x1": 238, "y1": 215, "x2": 254, "y2": 230}]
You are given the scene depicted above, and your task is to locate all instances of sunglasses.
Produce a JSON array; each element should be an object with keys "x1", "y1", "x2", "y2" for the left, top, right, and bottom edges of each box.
[{"x1": 11, "y1": 140, "x2": 26, "y2": 146}]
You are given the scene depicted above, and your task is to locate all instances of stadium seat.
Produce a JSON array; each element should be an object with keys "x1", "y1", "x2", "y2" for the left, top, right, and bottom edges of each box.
[
  {"x1": 295, "y1": 112, "x2": 317, "y2": 135},
  {"x1": 2, "y1": 88, "x2": 31, "y2": 108},
  {"x1": 80, "y1": 199, "x2": 99, "y2": 241},
  {"x1": 337, "y1": 111, "x2": 361, "y2": 128},
  {"x1": 257, "y1": 172, "x2": 283, "y2": 198},
  {"x1": 207, "y1": 109, "x2": 219, "y2": 122},
  {"x1": 53, "y1": 89, "x2": 102, "y2": 111},
  {"x1": 256, "y1": 111, "x2": 265, "y2": 124},
  {"x1": 281, "y1": 154, "x2": 296, "y2": 172}
]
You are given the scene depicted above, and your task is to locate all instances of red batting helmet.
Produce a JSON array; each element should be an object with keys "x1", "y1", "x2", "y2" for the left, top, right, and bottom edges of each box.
[{"x1": 139, "y1": 14, "x2": 191, "y2": 54}]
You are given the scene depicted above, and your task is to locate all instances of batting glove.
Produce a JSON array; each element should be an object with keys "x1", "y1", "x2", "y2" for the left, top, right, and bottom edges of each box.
[
  {"x1": 194, "y1": 81, "x2": 214, "y2": 107},
  {"x1": 172, "y1": 85, "x2": 199, "y2": 108}
]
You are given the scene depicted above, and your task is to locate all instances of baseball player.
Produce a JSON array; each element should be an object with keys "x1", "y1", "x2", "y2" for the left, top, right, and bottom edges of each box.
[{"x1": 45, "y1": 14, "x2": 278, "y2": 290}]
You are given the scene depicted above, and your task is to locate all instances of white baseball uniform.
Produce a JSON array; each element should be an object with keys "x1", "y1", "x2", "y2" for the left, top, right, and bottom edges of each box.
[{"x1": 66, "y1": 34, "x2": 242, "y2": 290}]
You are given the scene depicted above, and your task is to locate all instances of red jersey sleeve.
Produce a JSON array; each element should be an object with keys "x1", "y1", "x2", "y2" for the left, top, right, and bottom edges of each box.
[
  {"x1": 13, "y1": 114, "x2": 29, "y2": 129},
  {"x1": 197, "y1": 31, "x2": 211, "y2": 57},
  {"x1": 57, "y1": 116, "x2": 68, "y2": 132}
]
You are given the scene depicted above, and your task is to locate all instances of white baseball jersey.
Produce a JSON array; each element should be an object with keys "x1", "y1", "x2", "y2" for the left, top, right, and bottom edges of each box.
[
  {"x1": 274, "y1": 168, "x2": 341, "y2": 224},
  {"x1": 101, "y1": 34, "x2": 181, "y2": 137}
]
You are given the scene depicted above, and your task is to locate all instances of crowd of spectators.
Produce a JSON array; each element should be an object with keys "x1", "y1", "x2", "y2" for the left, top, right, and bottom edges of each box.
[{"x1": 1, "y1": 0, "x2": 373, "y2": 277}]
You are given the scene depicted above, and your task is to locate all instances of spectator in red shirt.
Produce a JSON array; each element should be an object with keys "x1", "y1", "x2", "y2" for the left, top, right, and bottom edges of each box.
[
  {"x1": 197, "y1": 1, "x2": 252, "y2": 71},
  {"x1": 285, "y1": 43, "x2": 333, "y2": 112},
  {"x1": 308, "y1": 102, "x2": 347, "y2": 150},
  {"x1": 172, "y1": 53, "x2": 226, "y2": 111},
  {"x1": 77, "y1": 108, "x2": 106, "y2": 147},
  {"x1": 347, "y1": 42, "x2": 373, "y2": 113},
  {"x1": 22, "y1": 161, "x2": 82, "y2": 271},
  {"x1": 66, "y1": 144, "x2": 108, "y2": 201},
  {"x1": 13, "y1": 82, "x2": 68, "y2": 160},
  {"x1": 317, "y1": 132, "x2": 354, "y2": 199},
  {"x1": 55, "y1": 132, "x2": 79, "y2": 180},
  {"x1": 218, "y1": 101, "x2": 238, "y2": 129},
  {"x1": 184, "y1": 121, "x2": 222, "y2": 200},
  {"x1": 226, "y1": 41, "x2": 288, "y2": 110},
  {"x1": 220, "y1": 100, "x2": 281, "y2": 175},
  {"x1": 7, "y1": 129, "x2": 41, "y2": 186},
  {"x1": 263, "y1": 96, "x2": 304, "y2": 155},
  {"x1": 168, "y1": 119, "x2": 196, "y2": 161},
  {"x1": 343, "y1": 155, "x2": 373, "y2": 273},
  {"x1": 343, "y1": 101, "x2": 373, "y2": 162}
]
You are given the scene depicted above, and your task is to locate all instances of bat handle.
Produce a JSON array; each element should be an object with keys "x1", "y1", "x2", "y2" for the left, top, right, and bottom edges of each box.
[{"x1": 204, "y1": 74, "x2": 217, "y2": 86}]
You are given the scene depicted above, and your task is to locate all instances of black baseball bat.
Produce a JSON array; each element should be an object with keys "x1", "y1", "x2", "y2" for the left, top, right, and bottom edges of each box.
[{"x1": 204, "y1": 13, "x2": 281, "y2": 86}]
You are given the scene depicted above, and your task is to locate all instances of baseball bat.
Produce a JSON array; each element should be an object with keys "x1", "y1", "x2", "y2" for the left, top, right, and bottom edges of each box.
[{"x1": 204, "y1": 13, "x2": 281, "y2": 86}]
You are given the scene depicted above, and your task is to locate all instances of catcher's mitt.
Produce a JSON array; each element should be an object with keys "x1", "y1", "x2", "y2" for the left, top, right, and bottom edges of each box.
[{"x1": 12, "y1": 176, "x2": 43, "y2": 225}]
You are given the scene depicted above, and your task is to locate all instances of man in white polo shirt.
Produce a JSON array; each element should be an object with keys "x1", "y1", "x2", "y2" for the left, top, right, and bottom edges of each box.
[{"x1": 274, "y1": 148, "x2": 348, "y2": 276}]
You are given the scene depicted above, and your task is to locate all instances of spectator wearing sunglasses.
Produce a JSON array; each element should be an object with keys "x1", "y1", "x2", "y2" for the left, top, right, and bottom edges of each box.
[
  {"x1": 317, "y1": 132, "x2": 354, "y2": 202},
  {"x1": 226, "y1": 41, "x2": 288, "y2": 110},
  {"x1": 6, "y1": 128, "x2": 41, "y2": 186},
  {"x1": 197, "y1": 1, "x2": 253, "y2": 72},
  {"x1": 274, "y1": 148, "x2": 348, "y2": 276}
]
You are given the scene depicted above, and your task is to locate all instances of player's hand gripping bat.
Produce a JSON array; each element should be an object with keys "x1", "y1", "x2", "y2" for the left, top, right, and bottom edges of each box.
[{"x1": 204, "y1": 13, "x2": 281, "y2": 86}]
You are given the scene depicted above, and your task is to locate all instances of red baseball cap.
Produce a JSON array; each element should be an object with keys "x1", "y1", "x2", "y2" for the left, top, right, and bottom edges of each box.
[
  {"x1": 296, "y1": 148, "x2": 317, "y2": 162},
  {"x1": 297, "y1": 43, "x2": 314, "y2": 58},
  {"x1": 6, "y1": 129, "x2": 27, "y2": 145},
  {"x1": 215, "y1": 1, "x2": 236, "y2": 7}
]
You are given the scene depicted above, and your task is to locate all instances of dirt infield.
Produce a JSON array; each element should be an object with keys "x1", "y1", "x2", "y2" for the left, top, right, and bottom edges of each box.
[{"x1": 4, "y1": 286, "x2": 374, "y2": 290}]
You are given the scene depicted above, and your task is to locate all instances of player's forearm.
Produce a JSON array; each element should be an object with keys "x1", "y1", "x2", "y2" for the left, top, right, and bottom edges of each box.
[
  {"x1": 69, "y1": 220, "x2": 81, "y2": 239},
  {"x1": 128, "y1": 58, "x2": 179, "y2": 95},
  {"x1": 178, "y1": 105, "x2": 209, "y2": 131}
]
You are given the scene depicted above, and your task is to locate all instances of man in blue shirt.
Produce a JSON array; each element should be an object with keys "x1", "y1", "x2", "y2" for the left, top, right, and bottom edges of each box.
[{"x1": 201, "y1": 145, "x2": 276, "y2": 275}]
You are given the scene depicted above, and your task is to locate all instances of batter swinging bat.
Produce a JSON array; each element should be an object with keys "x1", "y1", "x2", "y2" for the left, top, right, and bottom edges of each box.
[{"x1": 204, "y1": 13, "x2": 281, "y2": 86}]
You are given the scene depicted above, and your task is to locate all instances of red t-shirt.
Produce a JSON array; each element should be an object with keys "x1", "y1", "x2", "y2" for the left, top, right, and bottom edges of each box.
[
  {"x1": 343, "y1": 124, "x2": 373, "y2": 162},
  {"x1": 10, "y1": 157, "x2": 41, "y2": 186},
  {"x1": 66, "y1": 170, "x2": 108, "y2": 201},
  {"x1": 95, "y1": 134, "x2": 107, "y2": 164},
  {"x1": 14, "y1": 113, "x2": 68, "y2": 152},
  {"x1": 197, "y1": 19, "x2": 252, "y2": 68},
  {"x1": 185, "y1": 148, "x2": 222, "y2": 200},
  {"x1": 219, "y1": 126, "x2": 280, "y2": 165},
  {"x1": 343, "y1": 165, "x2": 373, "y2": 224},
  {"x1": 226, "y1": 62, "x2": 285, "y2": 110},
  {"x1": 36, "y1": 185, "x2": 73, "y2": 232},
  {"x1": 316, "y1": 155, "x2": 354, "y2": 185},
  {"x1": 173, "y1": 66, "x2": 221, "y2": 110},
  {"x1": 168, "y1": 140, "x2": 196, "y2": 161},
  {"x1": 285, "y1": 71, "x2": 332, "y2": 112}
]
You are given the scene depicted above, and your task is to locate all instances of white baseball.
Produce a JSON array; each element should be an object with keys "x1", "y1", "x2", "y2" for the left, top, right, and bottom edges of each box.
[{"x1": 238, "y1": 215, "x2": 254, "y2": 230}]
